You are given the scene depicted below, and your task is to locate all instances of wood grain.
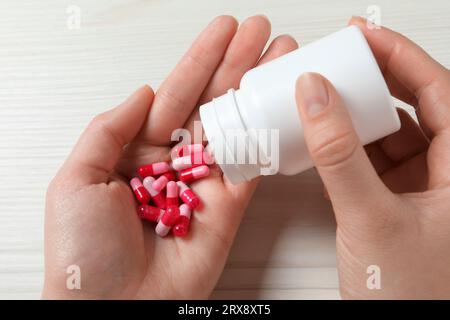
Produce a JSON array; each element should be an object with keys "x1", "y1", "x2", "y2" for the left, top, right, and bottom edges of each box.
[{"x1": 0, "y1": 0, "x2": 449, "y2": 299}]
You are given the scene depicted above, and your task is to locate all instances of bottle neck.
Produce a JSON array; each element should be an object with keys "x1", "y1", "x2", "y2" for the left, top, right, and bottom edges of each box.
[{"x1": 199, "y1": 89, "x2": 264, "y2": 184}]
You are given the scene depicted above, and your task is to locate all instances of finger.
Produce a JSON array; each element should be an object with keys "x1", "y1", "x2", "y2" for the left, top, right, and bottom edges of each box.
[
  {"x1": 199, "y1": 15, "x2": 272, "y2": 103},
  {"x1": 142, "y1": 16, "x2": 238, "y2": 145},
  {"x1": 222, "y1": 35, "x2": 299, "y2": 194},
  {"x1": 183, "y1": 34, "x2": 299, "y2": 262},
  {"x1": 379, "y1": 108, "x2": 429, "y2": 163},
  {"x1": 63, "y1": 86, "x2": 154, "y2": 186},
  {"x1": 295, "y1": 72, "x2": 396, "y2": 228},
  {"x1": 349, "y1": 16, "x2": 450, "y2": 135},
  {"x1": 257, "y1": 34, "x2": 298, "y2": 65},
  {"x1": 183, "y1": 15, "x2": 272, "y2": 134},
  {"x1": 185, "y1": 16, "x2": 275, "y2": 191}
]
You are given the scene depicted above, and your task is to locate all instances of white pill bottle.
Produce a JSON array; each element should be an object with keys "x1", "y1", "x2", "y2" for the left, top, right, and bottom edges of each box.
[{"x1": 199, "y1": 26, "x2": 400, "y2": 184}]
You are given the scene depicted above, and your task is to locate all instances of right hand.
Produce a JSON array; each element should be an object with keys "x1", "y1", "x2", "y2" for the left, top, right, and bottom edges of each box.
[{"x1": 295, "y1": 17, "x2": 450, "y2": 299}]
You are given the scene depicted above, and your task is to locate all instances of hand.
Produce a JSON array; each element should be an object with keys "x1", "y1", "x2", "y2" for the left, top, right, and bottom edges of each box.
[
  {"x1": 43, "y1": 15, "x2": 299, "y2": 299},
  {"x1": 295, "y1": 17, "x2": 450, "y2": 299}
]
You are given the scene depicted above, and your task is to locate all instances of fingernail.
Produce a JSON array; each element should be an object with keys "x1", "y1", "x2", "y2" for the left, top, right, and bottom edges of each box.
[{"x1": 296, "y1": 73, "x2": 329, "y2": 118}]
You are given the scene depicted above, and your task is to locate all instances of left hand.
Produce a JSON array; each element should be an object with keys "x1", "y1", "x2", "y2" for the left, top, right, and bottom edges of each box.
[{"x1": 43, "y1": 15, "x2": 298, "y2": 299}]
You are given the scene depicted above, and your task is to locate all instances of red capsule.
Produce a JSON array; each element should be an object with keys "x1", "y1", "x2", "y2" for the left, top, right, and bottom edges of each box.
[
  {"x1": 152, "y1": 171, "x2": 176, "y2": 192},
  {"x1": 176, "y1": 181, "x2": 200, "y2": 209},
  {"x1": 161, "y1": 170, "x2": 177, "y2": 181},
  {"x1": 179, "y1": 165, "x2": 210, "y2": 183},
  {"x1": 137, "y1": 162, "x2": 170, "y2": 178},
  {"x1": 155, "y1": 205, "x2": 180, "y2": 237},
  {"x1": 172, "y1": 151, "x2": 214, "y2": 171},
  {"x1": 162, "y1": 205, "x2": 179, "y2": 226},
  {"x1": 143, "y1": 176, "x2": 166, "y2": 209},
  {"x1": 137, "y1": 204, "x2": 164, "y2": 222},
  {"x1": 130, "y1": 178, "x2": 151, "y2": 204},
  {"x1": 173, "y1": 204, "x2": 192, "y2": 237},
  {"x1": 155, "y1": 222, "x2": 170, "y2": 237},
  {"x1": 166, "y1": 181, "x2": 179, "y2": 207}
]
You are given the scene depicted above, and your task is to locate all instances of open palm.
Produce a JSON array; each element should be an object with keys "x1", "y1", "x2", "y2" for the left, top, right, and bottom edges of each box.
[{"x1": 43, "y1": 15, "x2": 298, "y2": 299}]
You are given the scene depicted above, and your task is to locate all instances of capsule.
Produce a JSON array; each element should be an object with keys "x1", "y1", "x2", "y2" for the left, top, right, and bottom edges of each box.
[
  {"x1": 173, "y1": 204, "x2": 192, "y2": 237},
  {"x1": 137, "y1": 204, "x2": 164, "y2": 222},
  {"x1": 173, "y1": 144, "x2": 204, "y2": 157},
  {"x1": 137, "y1": 162, "x2": 170, "y2": 178},
  {"x1": 176, "y1": 181, "x2": 200, "y2": 209},
  {"x1": 130, "y1": 178, "x2": 151, "y2": 204},
  {"x1": 152, "y1": 171, "x2": 177, "y2": 192},
  {"x1": 166, "y1": 181, "x2": 179, "y2": 207},
  {"x1": 179, "y1": 165, "x2": 210, "y2": 183},
  {"x1": 172, "y1": 151, "x2": 213, "y2": 171},
  {"x1": 143, "y1": 176, "x2": 166, "y2": 209},
  {"x1": 155, "y1": 205, "x2": 180, "y2": 237}
]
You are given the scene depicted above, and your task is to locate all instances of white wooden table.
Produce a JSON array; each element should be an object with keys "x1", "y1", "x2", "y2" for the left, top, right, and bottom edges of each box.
[{"x1": 0, "y1": 0, "x2": 449, "y2": 299}]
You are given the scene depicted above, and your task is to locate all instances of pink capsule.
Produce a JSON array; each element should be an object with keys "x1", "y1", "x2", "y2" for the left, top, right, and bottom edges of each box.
[
  {"x1": 137, "y1": 162, "x2": 170, "y2": 178},
  {"x1": 166, "y1": 181, "x2": 179, "y2": 207},
  {"x1": 176, "y1": 181, "x2": 200, "y2": 209},
  {"x1": 174, "y1": 144, "x2": 204, "y2": 157},
  {"x1": 173, "y1": 204, "x2": 192, "y2": 237},
  {"x1": 179, "y1": 165, "x2": 210, "y2": 183},
  {"x1": 137, "y1": 204, "x2": 164, "y2": 222},
  {"x1": 172, "y1": 151, "x2": 213, "y2": 171},
  {"x1": 152, "y1": 171, "x2": 176, "y2": 192},
  {"x1": 155, "y1": 221, "x2": 171, "y2": 237},
  {"x1": 143, "y1": 176, "x2": 166, "y2": 209},
  {"x1": 155, "y1": 205, "x2": 179, "y2": 237},
  {"x1": 130, "y1": 178, "x2": 151, "y2": 204}
]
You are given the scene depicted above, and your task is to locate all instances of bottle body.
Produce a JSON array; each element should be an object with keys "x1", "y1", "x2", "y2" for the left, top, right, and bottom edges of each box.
[{"x1": 199, "y1": 26, "x2": 400, "y2": 184}]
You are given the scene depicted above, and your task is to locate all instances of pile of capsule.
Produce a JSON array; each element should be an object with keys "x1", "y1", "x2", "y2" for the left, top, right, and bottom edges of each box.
[{"x1": 129, "y1": 144, "x2": 212, "y2": 237}]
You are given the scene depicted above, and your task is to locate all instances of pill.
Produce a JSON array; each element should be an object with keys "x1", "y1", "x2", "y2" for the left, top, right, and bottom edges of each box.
[
  {"x1": 174, "y1": 144, "x2": 204, "y2": 157},
  {"x1": 143, "y1": 176, "x2": 166, "y2": 209},
  {"x1": 155, "y1": 221, "x2": 170, "y2": 237},
  {"x1": 130, "y1": 178, "x2": 151, "y2": 204},
  {"x1": 172, "y1": 151, "x2": 213, "y2": 171},
  {"x1": 155, "y1": 205, "x2": 179, "y2": 237},
  {"x1": 179, "y1": 165, "x2": 210, "y2": 183},
  {"x1": 137, "y1": 204, "x2": 164, "y2": 222},
  {"x1": 176, "y1": 181, "x2": 200, "y2": 209},
  {"x1": 173, "y1": 204, "x2": 192, "y2": 237},
  {"x1": 166, "y1": 181, "x2": 179, "y2": 207},
  {"x1": 152, "y1": 171, "x2": 177, "y2": 192},
  {"x1": 137, "y1": 162, "x2": 170, "y2": 178}
]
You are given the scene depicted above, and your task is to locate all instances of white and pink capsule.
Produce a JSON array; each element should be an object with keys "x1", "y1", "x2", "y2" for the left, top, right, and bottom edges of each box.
[
  {"x1": 152, "y1": 171, "x2": 177, "y2": 192},
  {"x1": 176, "y1": 181, "x2": 200, "y2": 209},
  {"x1": 165, "y1": 181, "x2": 179, "y2": 207},
  {"x1": 143, "y1": 176, "x2": 166, "y2": 209},
  {"x1": 130, "y1": 178, "x2": 151, "y2": 204},
  {"x1": 155, "y1": 204, "x2": 180, "y2": 237},
  {"x1": 173, "y1": 204, "x2": 192, "y2": 237},
  {"x1": 137, "y1": 204, "x2": 165, "y2": 222},
  {"x1": 138, "y1": 162, "x2": 170, "y2": 178},
  {"x1": 171, "y1": 150, "x2": 214, "y2": 171},
  {"x1": 179, "y1": 165, "x2": 210, "y2": 183}
]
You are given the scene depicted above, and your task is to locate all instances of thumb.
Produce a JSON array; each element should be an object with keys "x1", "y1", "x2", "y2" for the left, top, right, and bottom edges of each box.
[{"x1": 295, "y1": 73, "x2": 391, "y2": 222}]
